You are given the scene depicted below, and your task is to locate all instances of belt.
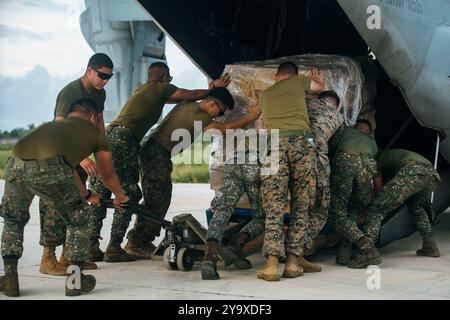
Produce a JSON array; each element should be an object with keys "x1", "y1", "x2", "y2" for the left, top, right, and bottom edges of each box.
[
  {"x1": 401, "y1": 159, "x2": 432, "y2": 168},
  {"x1": 111, "y1": 124, "x2": 131, "y2": 131},
  {"x1": 11, "y1": 156, "x2": 67, "y2": 169},
  {"x1": 277, "y1": 130, "x2": 313, "y2": 138}
]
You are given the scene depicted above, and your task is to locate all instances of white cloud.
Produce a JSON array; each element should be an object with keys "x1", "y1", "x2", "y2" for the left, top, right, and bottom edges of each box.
[
  {"x1": 0, "y1": 0, "x2": 208, "y2": 129},
  {"x1": 0, "y1": 0, "x2": 92, "y2": 77}
]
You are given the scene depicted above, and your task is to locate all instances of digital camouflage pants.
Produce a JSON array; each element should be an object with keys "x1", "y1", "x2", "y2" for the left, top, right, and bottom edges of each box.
[
  {"x1": 126, "y1": 137, "x2": 172, "y2": 247},
  {"x1": 262, "y1": 135, "x2": 316, "y2": 258},
  {"x1": 207, "y1": 160, "x2": 264, "y2": 243},
  {"x1": 38, "y1": 165, "x2": 88, "y2": 247},
  {"x1": 90, "y1": 126, "x2": 143, "y2": 245},
  {"x1": 364, "y1": 162, "x2": 440, "y2": 243},
  {"x1": 1, "y1": 156, "x2": 90, "y2": 262},
  {"x1": 329, "y1": 152, "x2": 377, "y2": 244}
]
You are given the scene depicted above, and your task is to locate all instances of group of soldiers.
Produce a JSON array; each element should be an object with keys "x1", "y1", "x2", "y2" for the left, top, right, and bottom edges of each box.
[
  {"x1": 0, "y1": 54, "x2": 441, "y2": 297},
  {"x1": 202, "y1": 61, "x2": 441, "y2": 282}
]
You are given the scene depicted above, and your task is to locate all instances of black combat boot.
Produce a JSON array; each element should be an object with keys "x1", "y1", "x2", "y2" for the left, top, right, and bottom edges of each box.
[
  {"x1": 65, "y1": 262, "x2": 96, "y2": 297},
  {"x1": 201, "y1": 241, "x2": 220, "y2": 280},
  {"x1": 2, "y1": 257, "x2": 20, "y2": 297},
  {"x1": 104, "y1": 239, "x2": 136, "y2": 263},
  {"x1": 226, "y1": 232, "x2": 252, "y2": 270},
  {"x1": 347, "y1": 247, "x2": 382, "y2": 269},
  {"x1": 416, "y1": 238, "x2": 440, "y2": 257},
  {"x1": 88, "y1": 239, "x2": 104, "y2": 262},
  {"x1": 335, "y1": 238, "x2": 352, "y2": 265}
]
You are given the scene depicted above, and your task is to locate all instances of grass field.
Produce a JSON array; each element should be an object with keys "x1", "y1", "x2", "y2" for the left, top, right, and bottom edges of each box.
[{"x1": 0, "y1": 143, "x2": 211, "y2": 183}]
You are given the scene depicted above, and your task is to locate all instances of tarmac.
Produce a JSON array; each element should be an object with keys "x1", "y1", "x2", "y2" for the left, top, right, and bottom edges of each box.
[{"x1": 0, "y1": 181, "x2": 449, "y2": 300}]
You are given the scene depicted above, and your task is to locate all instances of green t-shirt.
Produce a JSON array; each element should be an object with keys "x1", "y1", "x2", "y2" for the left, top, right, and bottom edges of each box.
[
  {"x1": 54, "y1": 78, "x2": 106, "y2": 118},
  {"x1": 336, "y1": 127, "x2": 377, "y2": 157},
  {"x1": 111, "y1": 83, "x2": 178, "y2": 142},
  {"x1": 376, "y1": 149, "x2": 432, "y2": 181},
  {"x1": 13, "y1": 117, "x2": 111, "y2": 167},
  {"x1": 259, "y1": 75, "x2": 311, "y2": 131},
  {"x1": 150, "y1": 102, "x2": 213, "y2": 155}
]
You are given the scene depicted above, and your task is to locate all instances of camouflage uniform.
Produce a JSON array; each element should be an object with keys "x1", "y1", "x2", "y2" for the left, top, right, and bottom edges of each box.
[
  {"x1": 1, "y1": 156, "x2": 90, "y2": 262},
  {"x1": 364, "y1": 161, "x2": 440, "y2": 243},
  {"x1": 262, "y1": 134, "x2": 317, "y2": 258},
  {"x1": 126, "y1": 137, "x2": 172, "y2": 247},
  {"x1": 329, "y1": 152, "x2": 377, "y2": 243},
  {"x1": 302, "y1": 99, "x2": 344, "y2": 249},
  {"x1": 90, "y1": 125, "x2": 143, "y2": 244},
  {"x1": 39, "y1": 166, "x2": 88, "y2": 247},
  {"x1": 207, "y1": 157, "x2": 263, "y2": 243}
]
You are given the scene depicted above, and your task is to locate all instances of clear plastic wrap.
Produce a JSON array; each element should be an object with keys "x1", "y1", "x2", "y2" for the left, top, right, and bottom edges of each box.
[{"x1": 209, "y1": 54, "x2": 365, "y2": 192}]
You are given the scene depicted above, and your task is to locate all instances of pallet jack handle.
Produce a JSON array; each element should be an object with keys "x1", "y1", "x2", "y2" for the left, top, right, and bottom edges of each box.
[{"x1": 101, "y1": 199, "x2": 173, "y2": 229}]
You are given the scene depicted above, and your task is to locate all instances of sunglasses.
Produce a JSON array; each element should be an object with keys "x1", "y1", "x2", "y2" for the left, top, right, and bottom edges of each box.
[{"x1": 92, "y1": 67, "x2": 113, "y2": 80}]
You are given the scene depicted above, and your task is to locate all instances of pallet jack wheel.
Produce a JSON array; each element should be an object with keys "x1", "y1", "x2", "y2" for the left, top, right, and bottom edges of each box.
[
  {"x1": 163, "y1": 246, "x2": 178, "y2": 270},
  {"x1": 176, "y1": 248, "x2": 195, "y2": 271}
]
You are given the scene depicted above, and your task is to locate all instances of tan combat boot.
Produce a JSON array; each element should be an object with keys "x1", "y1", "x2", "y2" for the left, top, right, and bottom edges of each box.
[
  {"x1": 201, "y1": 241, "x2": 220, "y2": 280},
  {"x1": 282, "y1": 254, "x2": 304, "y2": 278},
  {"x1": 124, "y1": 239, "x2": 155, "y2": 259},
  {"x1": 2, "y1": 258, "x2": 20, "y2": 297},
  {"x1": 257, "y1": 255, "x2": 280, "y2": 281},
  {"x1": 60, "y1": 246, "x2": 97, "y2": 270},
  {"x1": 416, "y1": 238, "x2": 440, "y2": 257},
  {"x1": 298, "y1": 255, "x2": 321, "y2": 273},
  {"x1": 39, "y1": 246, "x2": 68, "y2": 276}
]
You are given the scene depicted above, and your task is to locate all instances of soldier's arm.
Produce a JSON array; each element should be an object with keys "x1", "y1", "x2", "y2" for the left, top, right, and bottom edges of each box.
[
  {"x1": 73, "y1": 169, "x2": 102, "y2": 206},
  {"x1": 94, "y1": 151, "x2": 129, "y2": 208},
  {"x1": 204, "y1": 101, "x2": 261, "y2": 134},
  {"x1": 166, "y1": 74, "x2": 231, "y2": 104},
  {"x1": 309, "y1": 69, "x2": 325, "y2": 92}
]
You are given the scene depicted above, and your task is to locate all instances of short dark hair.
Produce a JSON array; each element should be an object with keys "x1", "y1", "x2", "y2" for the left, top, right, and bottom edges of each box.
[
  {"x1": 355, "y1": 119, "x2": 372, "y2": 131},
  {"x1": 69, "y1": 98, "x2": 98, "y2": 115},
  {"x1": 149, "y1": 61, "x2": 170, "y2": 73},
  {"x1": 88, "y1": 53, "x2": 113, "y2": 70},
  {"x1": 209, "y1": 87, "x2": 235, "y2": 110},
  {"x1": 318, "y1": 90, "x2": 340, "y2": 106},
  {"x1": 277, "y1": 61, "x2": 298, "y2": 76}
]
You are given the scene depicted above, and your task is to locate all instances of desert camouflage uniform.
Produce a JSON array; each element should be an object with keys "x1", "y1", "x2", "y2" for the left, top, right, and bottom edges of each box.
[
  {"x1": 90, "y1": 125, "x2": 143, "y2": 245},
  {"x1": 207, "y1": 154, "x2": 263, "y2": 242},
  {"x1": 364, "y1": 160, "x2": 440, "y2": 243},
  {"x1": 329, "y1": 152, "x2": 377, "y2": 243},
  {"x1": 262, "y1": 134, "x2": 317, "y2": 258},
  {"x1": 39, "y1": 166, "x2": 88, "y2": 247},
  {"x1": 126, "y1": 137, "x2": 172, "y2": 247},
  {"x1": 1, "y1": 156, "x2": 90, "y2": 262},
  {"x1": 302, "y1": 98, "x2": 344, "y2": 249}
]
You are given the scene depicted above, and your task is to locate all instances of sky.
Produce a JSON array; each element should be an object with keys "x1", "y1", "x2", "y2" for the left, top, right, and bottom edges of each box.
[{"x1": 0, "y1": 0, "x2": 207, "y2": 130}]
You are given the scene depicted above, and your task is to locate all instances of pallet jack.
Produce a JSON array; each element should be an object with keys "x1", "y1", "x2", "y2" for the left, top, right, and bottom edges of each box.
[{"x1": 101, "y1": 200, "x2": 257, "y2": 271}]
